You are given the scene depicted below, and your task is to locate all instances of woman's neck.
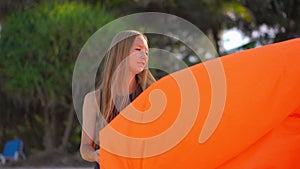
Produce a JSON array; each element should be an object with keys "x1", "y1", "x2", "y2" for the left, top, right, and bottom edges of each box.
[{"x1": 128, "y1": 74, "x2": 136, "y2": 94}]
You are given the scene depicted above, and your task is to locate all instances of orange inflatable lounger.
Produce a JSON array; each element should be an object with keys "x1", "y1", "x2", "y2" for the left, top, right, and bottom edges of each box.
[{"x1": 99, "y1": 38, "x2": 300, "y2": 169}]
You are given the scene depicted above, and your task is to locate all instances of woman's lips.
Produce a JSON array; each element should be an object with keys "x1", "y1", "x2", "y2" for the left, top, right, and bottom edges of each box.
[{"x1": 138, "y1": 62, "x2": 145, "y2": 67}]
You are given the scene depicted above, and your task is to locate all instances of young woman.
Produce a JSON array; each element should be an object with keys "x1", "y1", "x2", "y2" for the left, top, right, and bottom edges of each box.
[{"x1": 80, "y1": 30, "x2": 156, "y2": 168}]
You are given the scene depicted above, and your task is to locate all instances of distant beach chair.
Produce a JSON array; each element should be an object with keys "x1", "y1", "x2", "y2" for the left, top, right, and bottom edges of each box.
[{"x1": 0, "y1": 139, "x2": 26, "y2": 165}]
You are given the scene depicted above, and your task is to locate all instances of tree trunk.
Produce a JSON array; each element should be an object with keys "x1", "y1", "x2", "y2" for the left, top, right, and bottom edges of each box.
[
  {"x1": 212, "y1": 27, "x2": 221, "y2": 56},
  {"x1": 44, "y1": 109, "x2": 53, "y2": 151},
  {"x1": 292, "y1": 0, "x2": 300, "y2": 34},
  {"x1": 59, "y1": 105, "x2": 75, "y2": 151},
  {"x1": 43, "y1": 103, "x2": 56, "y2": 151}
]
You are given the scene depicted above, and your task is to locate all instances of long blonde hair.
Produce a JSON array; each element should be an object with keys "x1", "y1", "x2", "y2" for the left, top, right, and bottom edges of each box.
[{"x1": 99, "y1": 30, "x2": 156, "y2": 125}]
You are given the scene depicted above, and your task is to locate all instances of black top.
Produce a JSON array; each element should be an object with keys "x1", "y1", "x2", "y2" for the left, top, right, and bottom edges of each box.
[
  {"x1": 94, "y1": 91, "x2": 140, "y2": 150},
  {"x1": 100, "y1": 92, "x2": 137, "y2": 122}
]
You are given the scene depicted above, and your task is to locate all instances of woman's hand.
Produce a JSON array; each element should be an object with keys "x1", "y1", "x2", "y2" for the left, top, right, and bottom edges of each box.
[{"x1": 94, "y1": 149, "x2": 100, "y2": 162}]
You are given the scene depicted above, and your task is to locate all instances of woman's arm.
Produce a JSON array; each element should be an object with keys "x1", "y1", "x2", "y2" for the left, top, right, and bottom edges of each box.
[{"x1": 80, "y1": 91, "x2": 100, "y2": 162}]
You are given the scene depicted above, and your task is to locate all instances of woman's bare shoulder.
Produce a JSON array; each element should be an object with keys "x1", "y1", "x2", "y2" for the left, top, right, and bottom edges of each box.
[{"x1": 84, "y1": 89, "x2": 100, "y2": 111}]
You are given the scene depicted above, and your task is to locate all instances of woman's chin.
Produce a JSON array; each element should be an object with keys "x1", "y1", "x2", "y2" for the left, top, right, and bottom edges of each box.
[{"x1": 135, "y1": 69, "x2": 144, "y2": 74}]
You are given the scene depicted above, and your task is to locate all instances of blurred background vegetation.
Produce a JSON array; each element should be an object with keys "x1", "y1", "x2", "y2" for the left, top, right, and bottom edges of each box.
[{"x1": 0, "y1": 0, "x2": 299, "y2": 166}]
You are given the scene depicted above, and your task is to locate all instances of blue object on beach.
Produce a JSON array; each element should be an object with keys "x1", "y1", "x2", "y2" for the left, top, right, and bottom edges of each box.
[{"x1": 0, "y1": 139, "x2": 26, "y2": 165}]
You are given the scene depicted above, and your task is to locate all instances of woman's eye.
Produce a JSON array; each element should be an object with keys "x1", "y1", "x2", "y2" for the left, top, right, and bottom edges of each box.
[{"x1": 135, "y1": 48, "x2": 141, "y2": 51}]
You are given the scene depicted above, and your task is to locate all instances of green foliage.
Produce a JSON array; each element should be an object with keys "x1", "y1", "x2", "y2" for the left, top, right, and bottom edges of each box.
[
  {"x1": 223, "y1": 1, "x2": 254, "y2": 23},
  {"x1": 0, "y1": 1, "x2": 114, "y2": 152},
  {"x1": 1, "y1": 1, "x2": 113, "y2": 99},
  {"x1": 103, "y1": 0, "x2": 130, "y2": 8}
]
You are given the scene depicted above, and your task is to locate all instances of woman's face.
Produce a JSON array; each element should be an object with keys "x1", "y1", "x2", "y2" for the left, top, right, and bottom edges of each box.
[{"x1": 128, "y1": 35, "x2": 149, "y2": 75}]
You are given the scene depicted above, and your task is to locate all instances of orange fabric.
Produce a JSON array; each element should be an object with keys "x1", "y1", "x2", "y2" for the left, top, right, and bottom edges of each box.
[
  {"x1": 99, "y1": 38, "x2": 300, "y2": 169},
  {"x1": 217, "y1": 115, "x2": 300, "y2": 169}
]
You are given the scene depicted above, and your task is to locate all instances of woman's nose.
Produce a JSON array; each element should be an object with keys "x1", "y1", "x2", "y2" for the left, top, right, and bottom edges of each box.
[{"x1": 140, "y1": 51, "x2": 148, "y2": 58}]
